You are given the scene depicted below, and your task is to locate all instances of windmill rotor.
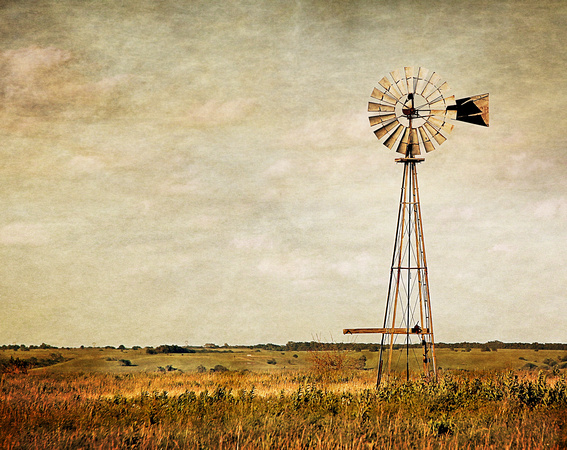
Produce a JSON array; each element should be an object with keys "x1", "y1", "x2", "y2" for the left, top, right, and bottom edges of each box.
[{"x1": 368, "y1": 67, "x2": 489, "y2": 157}]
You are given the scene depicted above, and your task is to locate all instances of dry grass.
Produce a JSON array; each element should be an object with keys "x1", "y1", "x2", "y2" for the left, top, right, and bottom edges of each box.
[{"x1": 1, "y1": 366, "x2": 566, "y2": 449}]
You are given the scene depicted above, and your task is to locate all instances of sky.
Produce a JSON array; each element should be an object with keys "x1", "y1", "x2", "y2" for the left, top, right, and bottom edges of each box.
[{"x1": 1, "y1": 0, "x2": 565, "y2": 347}]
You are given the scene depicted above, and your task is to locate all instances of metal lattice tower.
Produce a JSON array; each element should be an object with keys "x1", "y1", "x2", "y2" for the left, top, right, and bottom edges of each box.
[{"x1": 343, "y1": 66, "x2": 489, "y2": 386}]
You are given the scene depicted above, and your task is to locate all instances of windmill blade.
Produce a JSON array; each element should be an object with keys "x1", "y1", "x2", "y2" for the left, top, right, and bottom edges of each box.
[
  {"x1": 418, "y1": 126, "x2": 436, "y2": 152},
  {"x1": 423, "y1": 121, "x2": 447, "y2": 145},
  {"x1": 368, "y1": 102, "x2": 396, "y2": 113},
  {"x1": 424, "y1": 109, "x2": 457, "y2": 120},
  {"x1": 378, "y1": 76, "x2": 403, "y2": 100},
  {"x1": 396, "y1": 127, "x2": 412, "y2": 155},
  {"x1": 408, "y1": 128, "x2": 421, "y2": 156},
  {"x1": 447, "y1": 93, "x2": 489, "y2": 127},
  {"x1": 370, "y1": 87, "x2": 398, "y2": 105},
  {"x1": 421, "y1": 72, "x2": 441, "y2": 97},
  {"x1": 436, "y1": 109, "x2": 457, "y2": 120},
  {"x1": 437, "y1": 81, "x2": 451, "y2": 94},
  {"x1": 428, "y1": 116, "x2": 454, "y2": 135},
  {"x1": 390, "y1": 69, "x2": 407, "y2": 96},
  {"x1": 384, "y1": 124, "x2": 404, "y2": 149},
  {"x1": 369, "y1": 113, "x2": 396, "y2": 126},
  {"x1": 373, "y1": 119, "x2": 399, "y2": 139},
  {"x1": 404, "y1": 66, "x2": 415, "y2": 94},
  {"x1": 416, "y1": 67, "x2": 429, "y2": 94},
  {"x1": 427, "y1": 94, "x2": 455, "y2": 107}
]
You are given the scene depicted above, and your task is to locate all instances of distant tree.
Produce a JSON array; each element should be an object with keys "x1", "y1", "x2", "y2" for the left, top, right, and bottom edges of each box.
[{"x1": 154, "y1": 345, "x2": 194, "y2": 354}]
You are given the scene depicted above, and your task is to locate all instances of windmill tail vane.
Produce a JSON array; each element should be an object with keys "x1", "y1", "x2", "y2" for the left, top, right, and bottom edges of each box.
[{"x1": 344, "y1": 67, "x2": 489, "y2": 386}]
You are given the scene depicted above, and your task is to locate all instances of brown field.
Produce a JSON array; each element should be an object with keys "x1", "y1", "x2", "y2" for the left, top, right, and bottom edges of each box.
[{"x1": 1, "y1": 347, "x2": 566, "y2": 449}]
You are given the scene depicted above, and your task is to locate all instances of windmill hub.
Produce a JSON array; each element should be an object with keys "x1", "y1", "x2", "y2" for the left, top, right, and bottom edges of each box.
[{"x1": 398, "y1": 93, "x2": 429, "y2": 128}]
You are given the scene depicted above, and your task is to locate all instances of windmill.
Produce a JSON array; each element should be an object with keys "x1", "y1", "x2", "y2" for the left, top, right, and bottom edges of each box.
[{"x1": 343, "y1": 67, "x2": 489, "y2": 386}]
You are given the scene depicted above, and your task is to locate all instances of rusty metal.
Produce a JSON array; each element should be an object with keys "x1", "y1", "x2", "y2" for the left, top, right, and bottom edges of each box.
[{"x1": 344, "y1": 327, "x2": 430, "y2": 335}]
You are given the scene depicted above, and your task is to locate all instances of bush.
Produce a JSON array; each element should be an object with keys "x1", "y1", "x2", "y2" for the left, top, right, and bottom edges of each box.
[
  {"x1": 267, "y1": 358, "x2": 277, "y2": 365},
  {"x1": 119, "y1": 359, "x2": 133, "y2": 366},
  {"x1": 196, "y1": 365, "x2": 207, "y2": 373},
  {"x1": 154, "y1": 345, "x2": 195, "y2": 354},
  {"x1": 355, "y1": 355, "x2": 367, "y2": 370},
  {"x1": 210, "y1": 365, "x2": 229, "y2": 373},
  {"x1": 307, "y1": 347, "x2": 357, "y2": 382}
]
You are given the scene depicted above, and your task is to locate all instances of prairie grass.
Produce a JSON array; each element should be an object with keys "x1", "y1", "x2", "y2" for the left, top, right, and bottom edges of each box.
[{"x1": 1, "y1": 368, "x2": 566, "y2": 449}]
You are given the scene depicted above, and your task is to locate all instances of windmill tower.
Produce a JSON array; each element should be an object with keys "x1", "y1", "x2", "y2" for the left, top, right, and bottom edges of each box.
[{"x1": 343, "y1": 67, "x2": 489, "y2": 386}]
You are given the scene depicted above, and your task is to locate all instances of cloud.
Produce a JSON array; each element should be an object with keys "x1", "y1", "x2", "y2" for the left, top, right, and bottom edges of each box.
[
  {"x1": 280, "y1": 112, "x2": 368, "y2": 148},
  {"x1": 0, "y1": 222, "x2": 49, "y2": 246},
  {"x1": 263, "y1": 159, "x2": 292, "y2": 177},
  {"x1": 0, "y1": 46, "x2": 133, "y2": 119},
  {"x1": 66, "y1": 156, "x2": 106, "y2": 175},
  {"x1": 183, "y1": 98, "x2": 257, "y2": 126},
  {"x1": 232, "y1": 234, "x2": 276, "y2": 250},
  {"x1": 330, "y1": 252, "x2": 375, "y2": 278},
  {"x1": 257, "y1": 252, "x2": 321, "y2": 280},
  {"x1": 490, "y1": 243, "x2": 514, "y2": 253},
  {"x1": 534, "y1": 197, "x2": 567, "y2": 219}
]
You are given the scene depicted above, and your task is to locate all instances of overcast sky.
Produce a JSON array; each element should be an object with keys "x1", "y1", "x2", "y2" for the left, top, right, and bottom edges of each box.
[{"x1": 1, "y1": 0, "x2": 565, "y2": 347}]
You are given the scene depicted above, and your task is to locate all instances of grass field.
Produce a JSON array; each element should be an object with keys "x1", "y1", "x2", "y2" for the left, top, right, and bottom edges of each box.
[
  {"x1": 2, "y1": 346, "x2": 565, "y2": 375},
  {"x1": 1, "y1": 347, "x2": 567, "y2": 448}
]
